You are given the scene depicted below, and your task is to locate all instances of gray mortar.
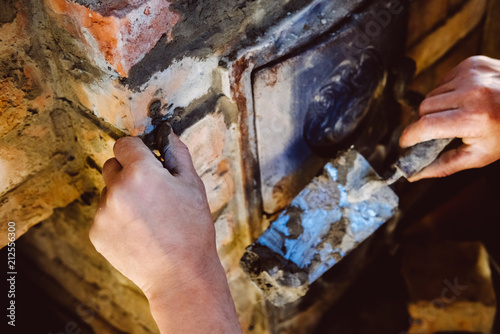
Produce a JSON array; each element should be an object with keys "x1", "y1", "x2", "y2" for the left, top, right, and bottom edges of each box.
[
  {"x1": 22, "y1": 0, "x2": 106, "y2": 86},
  {"x1": 70, "y1": 0, "x2": 141, "y2": 18},
  {"x1": 126, "y1": 0, "x2": 314, "y2": 88}
]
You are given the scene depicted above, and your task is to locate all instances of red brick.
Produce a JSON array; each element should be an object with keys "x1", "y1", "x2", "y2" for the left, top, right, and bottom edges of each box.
[
  {"x1": 180, "y1": 112, "x2": 236, "y2": 215},
  {"x1": 44, "y1": 0, "x2": 180, "y2": 77}
]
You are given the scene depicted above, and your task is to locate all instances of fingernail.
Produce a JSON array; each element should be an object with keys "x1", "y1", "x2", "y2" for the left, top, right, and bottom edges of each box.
[{"x1": 407, "y1": 174, "x2": 421, "y2": 182}]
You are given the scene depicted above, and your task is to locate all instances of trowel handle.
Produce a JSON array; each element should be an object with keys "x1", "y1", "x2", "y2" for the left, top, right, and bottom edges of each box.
[{"x1": 395, "y1": 138, "x2": 454, "y2": 179}]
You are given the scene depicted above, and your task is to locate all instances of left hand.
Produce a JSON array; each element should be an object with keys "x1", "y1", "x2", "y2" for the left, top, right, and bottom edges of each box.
[{"x1": 400, "y1": 56, "x2": 500, "y2": 181}]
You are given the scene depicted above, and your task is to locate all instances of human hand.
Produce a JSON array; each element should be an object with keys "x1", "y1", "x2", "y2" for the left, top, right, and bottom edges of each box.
[
  {"x1": 400, "y1": 56, "x2": 500, "y2": 181},
  {"x1": 89, "y1": 127, "x2": 241, "y2": 333}
]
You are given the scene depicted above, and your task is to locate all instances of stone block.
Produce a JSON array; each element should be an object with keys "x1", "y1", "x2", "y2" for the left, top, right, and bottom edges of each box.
[
  {"x1": 0, "y1": 166, "x2": 83, "y2": 247},
  {"x1": 0, "y1": 112, "x2": 59, "y2": 197},
  {"x1": 401, "y1": 240, "x2": 496, "y2": 333},
  {"x1": 69, "y1": 111, "x2": 116, "y2": 171},
  {"x1": 0, "y1": 106, "x2": 119, "y2": 247}
]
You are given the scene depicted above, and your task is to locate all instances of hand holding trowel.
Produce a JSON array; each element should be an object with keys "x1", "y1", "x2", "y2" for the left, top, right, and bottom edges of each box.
[{"x1": 241, "y1": 94, "x2": 455, "y2": 306}]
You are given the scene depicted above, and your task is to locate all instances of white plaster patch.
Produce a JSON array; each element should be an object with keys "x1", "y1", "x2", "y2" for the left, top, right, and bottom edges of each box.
[{"x1": 132, "y1": 56, "x2": 220, "y2": 133}]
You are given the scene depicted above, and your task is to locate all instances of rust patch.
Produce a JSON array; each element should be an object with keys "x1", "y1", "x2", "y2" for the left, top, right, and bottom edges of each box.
[
  {"x1": 231, "y1": 55, "x2": 264, "y2": 239},
  {"x1": 231, "y1": 55, "x2": 250, "y2": 110},
  {"x1": 263, "y1": 66, "x2": 278, "y2": 87}
]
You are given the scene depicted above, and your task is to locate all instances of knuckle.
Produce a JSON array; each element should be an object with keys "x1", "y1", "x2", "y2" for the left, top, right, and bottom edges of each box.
[
  {"x1": 463, "y1": 56, "x2": 484, "y2": 68},
  {"x1": 418, "y1": 115, "x2": 433, "y2": 129},
  {"x1": 102, "y1": 158, "x2": 117, "y2": 172},
  {"x1": 400, "y1": 124, "x2": 418, "y2": 147},
  {"x1": 114, "y1": 136, "x2": 131, "y2": 150},
  {"x1": 122, "y1": 162, "x2": 147, "y2": 184},
  {"x1": 114, "y1": 136, "x2": 141, "y2": 154},
  {"x1": 471, "y1": 83, "x2": 491, "y2": 98},
  {"x1": 419, "y1": 99, "x2": 432, "y2": 114}
]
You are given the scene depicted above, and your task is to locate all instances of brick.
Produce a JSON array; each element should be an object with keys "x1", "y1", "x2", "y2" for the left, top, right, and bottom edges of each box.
[
  {"x1": 0, "y1": 112, "x2": 59, "y2": 196},
  {"x1": 180, "y1": 112, "x2": 236, "y2": 216},
  {"x1": 69, "y1": 111, "x2": 116, "y2": 170},
  {"x1": 0, "y1": 8, "x2": 55, "y2": 137},
  {"x1": 0, "y1": 107, "x2": 117, "y2": 247},
  {"x1": 401, "y1": 241, "x2": 496, "y2": 333},
  {"x1": 407, "y1": 0, "x2": 487, "y2": 75},
  {"x1": 44, "y1": 0, "x2": 180, "y2": 77},
  {"x1": 0, "y1": 166, "x2": 83, "y2": 247}
]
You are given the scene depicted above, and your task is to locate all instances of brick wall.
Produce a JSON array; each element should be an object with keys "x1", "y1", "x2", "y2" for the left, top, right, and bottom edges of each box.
[{"x1": 0, "y1": 0, "x2": 498, "y2": 333}]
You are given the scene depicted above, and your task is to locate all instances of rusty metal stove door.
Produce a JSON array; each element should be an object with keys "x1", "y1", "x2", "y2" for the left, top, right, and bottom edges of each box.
[{"x1": 236, "y1": 0, "x2": 411, "y2": 310}]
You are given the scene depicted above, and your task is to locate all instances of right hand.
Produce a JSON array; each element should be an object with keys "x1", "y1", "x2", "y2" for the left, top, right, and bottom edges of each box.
[
  {"x1": 89, "y1": 132, "x2": 217, "y2": 296},
  {"x1": 89, "y1": 128, "x2": 242, "y2": 333},
  {"x1": 400, "y1": 56, "x2": 500, "y2": 181}
]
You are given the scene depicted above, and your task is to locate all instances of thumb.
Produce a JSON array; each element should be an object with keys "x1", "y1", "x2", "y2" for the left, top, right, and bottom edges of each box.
[
  {"x1": 155, "y1": 123, "x2": 198, "y2": 178},
  {"x1": 408, "y1": 145, "x2": 476, "y2": 182}
]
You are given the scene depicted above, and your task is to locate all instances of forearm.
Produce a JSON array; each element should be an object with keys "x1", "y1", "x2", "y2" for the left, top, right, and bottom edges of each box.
[{"x1": 145, "y1": 256, "x2": 242, "y2": 334}]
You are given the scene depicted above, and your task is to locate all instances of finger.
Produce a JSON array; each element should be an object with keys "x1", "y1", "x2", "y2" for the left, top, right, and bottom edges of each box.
[
  {"x1": 99, "y1": 186, "x2": 108, "y2": 203},
  {"x1": 90, "y1": 187, "x2": 108, "y2": 247},
  {"x1": 156, "y1": 124, "x2": 198, "y2": 178},
  {"x1": 113, "y1": 137, "x2": 161, "y2": 168},
  {"x1": 400, "y1": 109, "x2": 479, "y2": 148},
  {"x1": 419, "y1": 92, "x2": 460, "y2": 116},
  {"x1": 436, "y1": 56, "x2": 479, "y2": 87},
  {"x1": 426, "y1": 80, "x2": 457, "y2": 98},
  {"x1": 102, "y1": 158, "x2": 122, "y2": 185},
  {"x1": 95, "y1": 186, "x2": 108, "y2": 211},
  {"x1": 164, "y1": 134, "x2": 198, "y2": 178},
  {"x1": 435, "y1": 68, "x2": 459, "y2": 87},
  {"x1": 408, "y1": 145, "x2": 476, "y2": 181}
]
